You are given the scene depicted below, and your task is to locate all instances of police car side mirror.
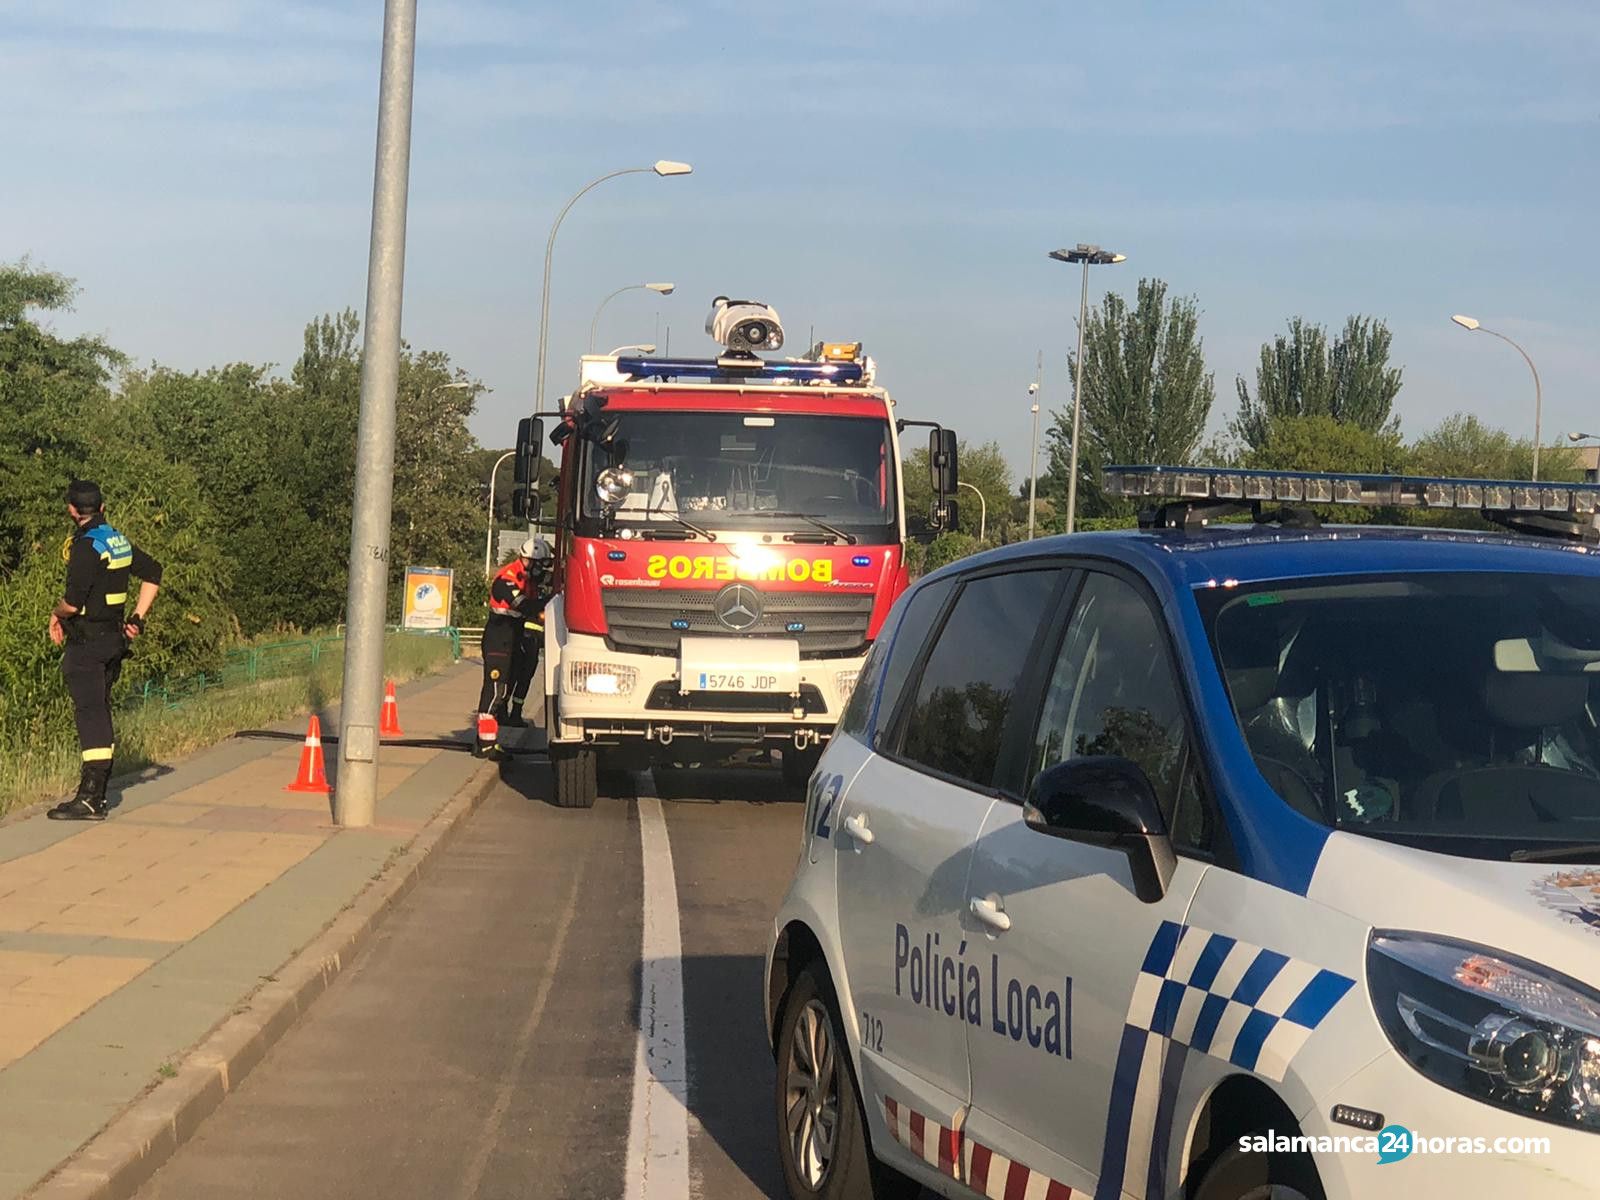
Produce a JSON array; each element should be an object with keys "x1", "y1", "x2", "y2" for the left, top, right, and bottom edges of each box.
[{"x1": 1023, "y1": 756, "x2": 1177, "y2": 904}]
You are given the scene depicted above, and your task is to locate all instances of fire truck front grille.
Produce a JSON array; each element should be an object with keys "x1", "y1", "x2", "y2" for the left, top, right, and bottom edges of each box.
[{"x1": 601, "y1": 588, "x2": 874, "y2": 658}]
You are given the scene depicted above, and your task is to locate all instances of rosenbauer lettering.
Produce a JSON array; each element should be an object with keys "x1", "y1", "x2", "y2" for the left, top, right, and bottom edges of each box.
[{"x1": 646, "y1": 554, "x2": 834, "y2": 583}]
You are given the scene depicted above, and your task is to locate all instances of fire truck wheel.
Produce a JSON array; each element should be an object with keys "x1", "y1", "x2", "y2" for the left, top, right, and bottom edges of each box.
[
  {"x1": 782, "y1": 744, "x2": 824, "y2": 789},
  {"x1": 551, "y1": 744, "x2": 597, "y2": 809}
]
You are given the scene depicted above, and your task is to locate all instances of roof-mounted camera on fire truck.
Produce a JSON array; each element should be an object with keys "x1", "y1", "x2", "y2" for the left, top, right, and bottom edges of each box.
[{"x1": 706, "y1": 296, "x2": 784, "y2": 368}]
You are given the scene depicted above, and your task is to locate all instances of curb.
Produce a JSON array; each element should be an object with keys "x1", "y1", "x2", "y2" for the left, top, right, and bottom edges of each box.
[{"x1": 23, "y1": 760, "x2": 504, "y2": 1200}]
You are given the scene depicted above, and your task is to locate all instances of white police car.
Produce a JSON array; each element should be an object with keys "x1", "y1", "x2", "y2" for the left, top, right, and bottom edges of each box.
[{"x1": 764, "y1": 467, "x2": 1600, "y2": 1199}]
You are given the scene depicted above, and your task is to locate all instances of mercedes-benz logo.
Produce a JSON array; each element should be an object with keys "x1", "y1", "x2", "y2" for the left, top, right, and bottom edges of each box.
[{"x1": 713, "y1": 583, "x2": 763, "y2": 632}]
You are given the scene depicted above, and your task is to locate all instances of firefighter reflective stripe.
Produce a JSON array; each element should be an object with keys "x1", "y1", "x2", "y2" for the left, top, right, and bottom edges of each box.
[
  {"x1": 82, "y1": 746, "x2": 114, "y2": 762},
  {"x1": 524, "y1": 620, "x2": 543, "y2": 631},
  {"x1": 105, "y1": 593, "x2": 127, "y2": 605}
]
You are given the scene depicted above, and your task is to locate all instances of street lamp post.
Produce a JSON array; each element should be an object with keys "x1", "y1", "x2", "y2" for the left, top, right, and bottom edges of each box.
[
  {"x1": 957, "y1": 481, "x2": 987, "y2": 543},
  {"x1": 1452, "y1": 314, "x2": 1544, "y2": 481},
  {"x1": 1569, "y1": 432, "x2": 1600, "y2": 484},
  {"x1": 1027, "y1": 351, "x2": 1041, "y2": 540},
  {"x1": 483, "y1": 449, "x2": 515, "y2": 576},
  {"x1": 532, "y1": 161, "x2": 691, "y2": 413},
  {"x1": 589, "y1": 282, "x2": 674, "y2": 351},
  {"x1": 1050, "y1": 244, "x2": 1126, "y2": 533},
  {"x1": 337, "y1": 0, "x2": 417, "y2": 829}
]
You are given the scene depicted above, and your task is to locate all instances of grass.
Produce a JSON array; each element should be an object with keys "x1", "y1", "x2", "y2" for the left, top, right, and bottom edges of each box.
[{"x1": 0, "y1": 632, "x2": 456, "y2": 818}]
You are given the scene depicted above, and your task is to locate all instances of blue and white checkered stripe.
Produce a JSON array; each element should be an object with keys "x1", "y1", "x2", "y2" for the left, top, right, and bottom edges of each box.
[{"x1": 1094, "y1": 921, "x2": 1354, "y2": 1200}]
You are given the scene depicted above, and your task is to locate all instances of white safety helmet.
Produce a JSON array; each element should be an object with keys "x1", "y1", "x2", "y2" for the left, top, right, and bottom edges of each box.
[{"x1": 520, "y1": 535, "x2": 553, "y2": 562}]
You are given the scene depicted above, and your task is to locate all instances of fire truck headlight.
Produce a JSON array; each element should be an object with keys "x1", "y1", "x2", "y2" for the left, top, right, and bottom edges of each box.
[
  {"x1": 835, "y1": 670, "x2": 860, "y2": 705},
  {"x1": 596, "y1": 467, "x2": 634, "y2": 507},
  {"x1": 568, "y1": 660, "x2": 638, "y2": 696}
]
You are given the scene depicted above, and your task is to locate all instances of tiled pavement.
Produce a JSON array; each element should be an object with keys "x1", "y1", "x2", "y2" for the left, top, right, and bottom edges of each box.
[{"x1": 0, "y1": 663, "x2": 497, "y2": 1199}]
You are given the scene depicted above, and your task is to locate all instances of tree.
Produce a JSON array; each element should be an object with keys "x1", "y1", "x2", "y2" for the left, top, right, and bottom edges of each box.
[
  {"x1": 0, "y1": 261, "x2": 125, "y2": 570},
  {"x1": 1044, "y1": 278, "x2": 1214, "y2": 519},
  {"x1": 1244, "y1": 413, "x2": 1407, "y2": 475},
  {"x1": 903, "y1": 439, "x2": 1014, "y2": 544},
  {"x1": 1409, "y1": 413, "x2": 1580, "y2": 483},
  {"x1": 1233, "y1": 315, "x2": 1402, "y2": 451}
]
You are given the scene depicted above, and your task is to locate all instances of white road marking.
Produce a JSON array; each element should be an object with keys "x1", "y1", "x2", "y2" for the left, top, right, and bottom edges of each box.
[{"x1": 625, "y1": 771, "x2": 692, "y2": 1200}]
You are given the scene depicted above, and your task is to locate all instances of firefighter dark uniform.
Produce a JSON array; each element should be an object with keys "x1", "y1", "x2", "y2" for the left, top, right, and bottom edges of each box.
[
  {"x1": 504, "y1": 558, "x2": 553, "y2": 727},
  {"x1": 51, "y1": 508, "x2": 163, "y2": 820},
  {"x1": 476, "y1": 549, "x2": 534, "y2": 757}
]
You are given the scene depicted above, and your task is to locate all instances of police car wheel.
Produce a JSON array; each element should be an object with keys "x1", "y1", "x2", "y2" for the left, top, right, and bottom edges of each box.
[
  {"x1": 1191, "y1": 1144, "x2": 1322, "y2": 1200},
  {"x1": 775, "y1": 968, "x2": 916, "y2": 1200}
]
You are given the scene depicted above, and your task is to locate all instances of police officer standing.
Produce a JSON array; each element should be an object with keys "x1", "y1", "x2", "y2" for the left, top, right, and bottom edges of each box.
[
  {"x1": 502, "y1": 537, "x2": 553, "y2": 729},
  {"x1": 47, "y1": 481, "x2": 163, "y2": 821},
  {"x1": 474, "y1": 536, "x2": 551, "y2": 758}
]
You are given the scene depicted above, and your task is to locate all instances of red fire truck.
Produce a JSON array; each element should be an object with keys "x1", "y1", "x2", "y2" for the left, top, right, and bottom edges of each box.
[{"x1": 511, "y1": 298, "x2": 958, "y2": 808}]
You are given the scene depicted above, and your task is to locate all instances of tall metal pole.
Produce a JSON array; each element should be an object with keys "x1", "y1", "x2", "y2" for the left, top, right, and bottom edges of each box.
[
  {"x1": 483, "y1": 450, "x2": 515, "y2": 576},
  {"x1": 1065, "y1": 260, "x2": 1090, "y2": 535},
  {"x1": 336, "y1": 0, "x2": 417, "y2": 829},
  {"x1": 1027, "y1": 350, "x2": 1041, "y2": 540},
  {"x1": 1484, "y1": 330, "x2": 1544, "y2": 481},
  {"x1": 533, "y1": 168, "x2": 650, "y2": 410}
]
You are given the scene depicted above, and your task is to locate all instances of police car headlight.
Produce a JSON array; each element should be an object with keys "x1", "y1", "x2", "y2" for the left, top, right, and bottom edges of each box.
[
  {"x1": 567, "y1": 660, "x2": 637, "y2": 696},
  {"x1": 1369, "y1": 932, "x2": 1600, "y2": 1132}
]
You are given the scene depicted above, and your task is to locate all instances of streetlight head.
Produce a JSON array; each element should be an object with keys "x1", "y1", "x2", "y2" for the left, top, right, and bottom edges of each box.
[
  {"x1": 1049, "y1": 245, "x2": 1123, "y2": 266},
  {"x1": 1027, "y1": 382, "x2": 1039, "y2": 395},
  {"x1": 647, "y1": 282, "x2": 675, "y2": 295},
  {"x1": 1451, "y1": 314, "x2": 1481, "y2": 331},
  {"x1": 1569, "y1": 431, "x2": 1595, "y2": 443},
  {"x1": 653, "y1": 160, "x2": 693, "y2": 176}
]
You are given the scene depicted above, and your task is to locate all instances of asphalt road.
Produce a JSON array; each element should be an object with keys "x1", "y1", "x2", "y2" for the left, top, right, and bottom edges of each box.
[{"x1": 134, "y1": 757, "x2": 847, "y2": 1200}]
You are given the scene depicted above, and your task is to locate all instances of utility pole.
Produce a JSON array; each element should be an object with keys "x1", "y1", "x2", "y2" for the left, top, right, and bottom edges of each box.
[
  {"x1": 336, "y1": 0, "x2": 417, "y2": 829},
  {"x1": 1027, "y1": 350, "x2": 1042, "y2": 540}
]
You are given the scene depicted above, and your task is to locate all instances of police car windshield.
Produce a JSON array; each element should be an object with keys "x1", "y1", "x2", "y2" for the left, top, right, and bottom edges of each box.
[
  {"x1": 582, "y1": 411, "x2": 895, "y2": 535},
  {"x1": 1201, "y1": 571, "x2": 1600, "y2": 859}
]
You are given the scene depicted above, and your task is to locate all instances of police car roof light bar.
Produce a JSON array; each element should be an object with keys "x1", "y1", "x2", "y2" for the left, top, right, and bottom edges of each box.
[
  {"x1": 1104, "y1": 464, "x2": 1600, "y2": 522},
  {"x1": 615, "y1": 355, "x2": 865, "y2": 385}
]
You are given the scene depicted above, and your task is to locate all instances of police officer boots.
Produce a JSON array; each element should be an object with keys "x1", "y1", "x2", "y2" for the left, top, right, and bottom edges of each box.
[{"x1": 48, "y1": 761, "x2": 113, "y2": 821}]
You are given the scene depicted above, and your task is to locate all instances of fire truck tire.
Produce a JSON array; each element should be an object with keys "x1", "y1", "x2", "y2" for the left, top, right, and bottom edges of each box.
[
  {"x1": 551, "y1": 744, "x2": 597, "y2": 809},
  {"x1": 782, "y1": 744, "x2": 824, "y2": 788}
]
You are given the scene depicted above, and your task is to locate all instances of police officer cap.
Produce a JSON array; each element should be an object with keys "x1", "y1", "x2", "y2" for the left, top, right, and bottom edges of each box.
[{"x1": 66, "y1": 480, "x2": 104, "y2": 512}]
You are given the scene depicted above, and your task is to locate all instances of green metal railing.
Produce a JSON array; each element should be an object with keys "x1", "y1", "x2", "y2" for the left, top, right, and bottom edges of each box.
[{"x1": 128, "y1": 626, "x2": 462, "y2": 712}]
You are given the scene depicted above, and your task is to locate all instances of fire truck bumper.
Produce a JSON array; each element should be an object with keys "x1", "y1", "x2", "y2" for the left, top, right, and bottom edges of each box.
[{"x1": 549, "y1": 632, "x2": 864, "y2": 749}]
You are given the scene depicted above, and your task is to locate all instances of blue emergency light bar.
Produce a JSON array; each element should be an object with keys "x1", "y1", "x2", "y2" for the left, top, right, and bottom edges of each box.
[
  {"x1": 615, "y1": 355, "x2": 865, "y2": 385},
  {"x1": 1105, "y1": 464, "x2": 1600, "y2": 517}
]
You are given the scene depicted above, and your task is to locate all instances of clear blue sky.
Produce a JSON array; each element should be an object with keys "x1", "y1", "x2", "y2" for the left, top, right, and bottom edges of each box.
[{"x1": 4, "y1": 0, "x2": 1596, "y2": 480}]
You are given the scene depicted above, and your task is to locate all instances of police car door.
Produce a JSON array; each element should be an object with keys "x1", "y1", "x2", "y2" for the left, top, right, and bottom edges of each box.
[
  {"x1": 961, "y1": 566, "x2": 1214, "y2": 1199},
  {"x1": 832, "y1": 565, "x2": 1067, "y2": 1176}
]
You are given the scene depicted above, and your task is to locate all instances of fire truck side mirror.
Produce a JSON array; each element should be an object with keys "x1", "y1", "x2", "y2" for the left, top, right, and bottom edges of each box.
[
  {"x1": 930, "y1": 497, "x2": 959, "y2": 533},
  {"x1": 510, "y1": 487, "x2": 528, "y2": 520},
  {"x1": 514, "y1": 417, "x2": 542, "y2": 485},
  {"x1": 929, "y1": 429, "x2": 958, "y2": 497}
]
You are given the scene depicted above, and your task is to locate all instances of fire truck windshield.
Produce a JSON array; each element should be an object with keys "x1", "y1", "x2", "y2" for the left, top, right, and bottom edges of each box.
[{"x1": 581, "y1": 411, "x2": 897, "y2": 539}]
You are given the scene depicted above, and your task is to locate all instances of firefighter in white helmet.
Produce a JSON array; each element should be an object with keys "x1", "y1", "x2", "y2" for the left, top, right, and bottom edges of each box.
[{"x1": 503, "y1": 536, "x2": 554, "y2": 730}]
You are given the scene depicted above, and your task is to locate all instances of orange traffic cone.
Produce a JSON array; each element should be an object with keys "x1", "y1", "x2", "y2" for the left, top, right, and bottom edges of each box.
[
  {"x1": 380, "y1": 679, "x2": 404, "y2": 737},
  {"x1": 286, "y1": 716, "x2": 331, "y2": 793}
]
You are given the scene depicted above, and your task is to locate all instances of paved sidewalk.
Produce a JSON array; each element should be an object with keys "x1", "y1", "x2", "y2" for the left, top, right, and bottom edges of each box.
[{"x1": 0, "y1": 663, "x2": 496, "y2": 1200}]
